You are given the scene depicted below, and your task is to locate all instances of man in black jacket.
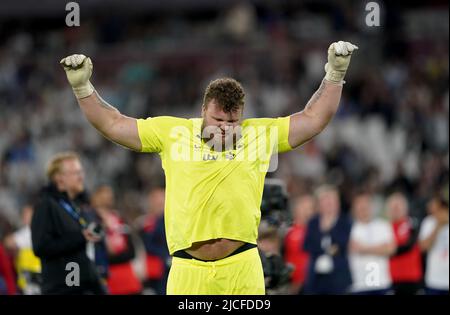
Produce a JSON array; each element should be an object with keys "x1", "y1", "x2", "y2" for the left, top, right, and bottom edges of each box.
[{"x1": 31, "y1": 151, "x2": 106, "y2": 294}]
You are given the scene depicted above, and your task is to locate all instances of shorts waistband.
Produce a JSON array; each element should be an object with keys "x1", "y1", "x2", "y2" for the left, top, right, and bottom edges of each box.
[{"x1": 173, "y1": 243, "x2": 257, "y2": 262}]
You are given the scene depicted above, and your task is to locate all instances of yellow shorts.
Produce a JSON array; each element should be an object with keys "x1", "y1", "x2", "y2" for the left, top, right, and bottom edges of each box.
[{"x1": 167, "y1": 247, "x2": 265, "y2": 295}]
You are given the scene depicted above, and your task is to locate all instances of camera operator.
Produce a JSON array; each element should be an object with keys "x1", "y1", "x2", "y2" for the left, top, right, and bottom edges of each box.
[
  {"x1": 258, "y1": 221, "x2": 293, "y2": 295},
  {"x1": 258, "y1": 179, "x2": 294, "y2": 295},
  {"x1": 31, "y1": 152, "x2": 106, "y2": 294}
]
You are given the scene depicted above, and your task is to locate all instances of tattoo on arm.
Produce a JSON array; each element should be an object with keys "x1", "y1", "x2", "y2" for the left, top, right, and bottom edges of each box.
[
  {"x1": 95, "y1": 93, "x2": 119, "y2": 112},
  {"x1": 304, "y1": 80, "x2": 326, "y2": 110}
]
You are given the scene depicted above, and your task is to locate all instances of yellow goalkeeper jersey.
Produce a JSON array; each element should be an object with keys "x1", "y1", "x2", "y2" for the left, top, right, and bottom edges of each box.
[{"x1": 137, "y1": 115, "x2": 292, "y2": 254}]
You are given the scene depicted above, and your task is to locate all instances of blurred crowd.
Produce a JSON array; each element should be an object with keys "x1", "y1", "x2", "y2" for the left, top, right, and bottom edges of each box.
[
  {"x1": 0, "y1": 1, "x2": 448, "y2": 294},
  {"x1": 260, "y1": 185, "x2": 448, "y2": 295},
  {"x1": 0, "y1": 183, "x2": 171, "y2": 295},
  {"x1": 0, "y1": 183, "x2": 448, "y2": 295}
]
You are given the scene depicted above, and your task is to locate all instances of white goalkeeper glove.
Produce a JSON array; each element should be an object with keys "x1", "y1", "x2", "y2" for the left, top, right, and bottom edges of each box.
[
  {"x1": 60, "y1": 54, "x2": 95, "y2": 99},
  {"x1": 324, "y1": 41, "x2": 358, "y2": 84}
]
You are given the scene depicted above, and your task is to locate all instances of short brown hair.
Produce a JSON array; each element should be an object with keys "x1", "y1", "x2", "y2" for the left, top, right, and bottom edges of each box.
[
  {"x1": 46, "y1": 151, "x2": 80, "y2": 181},
  {"x1": 203, "y1": 78, "x2": 245, "y2": 113}
]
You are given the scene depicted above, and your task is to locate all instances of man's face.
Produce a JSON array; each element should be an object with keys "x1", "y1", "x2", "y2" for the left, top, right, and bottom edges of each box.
[
  {"x1": 92, "y1": 186, "x2": 115, "y2": 209},
  {"x1": 56, "y1": 159, "x2": 85, "y2": 196},
  {"x1": 318, "y1": 190, "x2": 340, "y2": 217},
  {"x1": 427, "y1": 199, "x2": 439, "y2": 215},
  {"x1": 428, "y1": 198, "x2": 449, "y2": 223},
  {"x1": 201, "y1": 100, "x2": 243, "y2": 150},
  {"x1": 386, "y1": 194, "x2": 407, "y2": 221},
  {"x1": 22, "y1": 205, "x2": 34, "y2": 226},
  {"x1": 352, "y1": 195, "x2": 373, "y2": 222},
  {"x1": 292, "y1": 196, "x2": 315, "y2": 225}
]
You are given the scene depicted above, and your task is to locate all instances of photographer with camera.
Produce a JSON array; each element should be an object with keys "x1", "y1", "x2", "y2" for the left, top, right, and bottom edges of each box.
[
  {"x1": 31, "y1": 152, "x2": 106, "y2": 294},
  {"x1": 258, "y1": 179, "x2": 295, "y2": 295},
  {"x1": 258, "y1": 221, "x2": 294, "y2": 295}
]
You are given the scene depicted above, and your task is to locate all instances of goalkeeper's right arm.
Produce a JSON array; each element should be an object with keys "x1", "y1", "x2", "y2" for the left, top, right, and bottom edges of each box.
[{"x1": 60, "y1": 54, "x2": 142, "y2": 151}]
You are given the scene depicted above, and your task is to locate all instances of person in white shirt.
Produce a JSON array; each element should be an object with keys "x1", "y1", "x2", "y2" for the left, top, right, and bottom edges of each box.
[
  {"x1": 419, "y1": 194, "x2": 449, "y2": 295},
  {"x1": 349, "y1": 192, "x2": 396, "y2": 294}
]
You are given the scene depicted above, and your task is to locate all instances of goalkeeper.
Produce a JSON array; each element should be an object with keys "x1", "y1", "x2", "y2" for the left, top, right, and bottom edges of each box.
[{"x1": 61, "y1": 41, "x2": 357, "y2": 295}]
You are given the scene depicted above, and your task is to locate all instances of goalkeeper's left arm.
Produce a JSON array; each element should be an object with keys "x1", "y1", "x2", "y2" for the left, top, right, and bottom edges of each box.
[{"x1": 288, "y1": 41, "x2": 358, "y2": 149}]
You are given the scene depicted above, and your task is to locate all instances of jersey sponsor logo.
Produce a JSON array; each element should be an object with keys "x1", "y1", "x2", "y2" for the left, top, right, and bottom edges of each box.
[
  {"x1": 203, "y1": 153, "x2": 218, "y2": 161},
  {"x1": 225, "y1": 152, "x2": 236, "y2": 160},
  {"x1": 169, "y1": 125, "x2": 280, "y2": 171}
]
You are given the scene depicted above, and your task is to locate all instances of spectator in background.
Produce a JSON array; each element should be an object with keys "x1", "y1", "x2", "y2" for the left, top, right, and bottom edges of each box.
[
  {"x1": 0, "y1": 242, "x2": 17, "y2": 295},
  {"x1": 419, "y1": 193, "x2": 449, "y2": 295},
  {"x1": 4, "y1": 204, "x2": 42, "y2": 295},
  {"x1": 303, "y1": 185, "x2": 352, "y2": 295},
  {"x1": 284, "y1": 194, "x2": 315, "y2": 294},
  {"x1": 31, "y1": 152, "x2": 106, "y2": 294},
  {"x1": 137, "y1": 187, "x2": 170, "y2": 295},
  {"x1": 386, "y1": 192, "x2": 423, "y2": 295},
  {"x1": 91, "y1": 185, "x2": 142, "y2": 295},
  {"x1": 349, "y1": 192, "x2": 396, "y2": 295}
]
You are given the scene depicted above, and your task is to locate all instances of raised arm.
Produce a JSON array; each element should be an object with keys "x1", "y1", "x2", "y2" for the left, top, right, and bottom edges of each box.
[
  {"x1": 288, "y1": 41, "x2": 358, "y2": 149},
  {"x1": 60, "y1": 54, "x2": 142, "y2": 151}
]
